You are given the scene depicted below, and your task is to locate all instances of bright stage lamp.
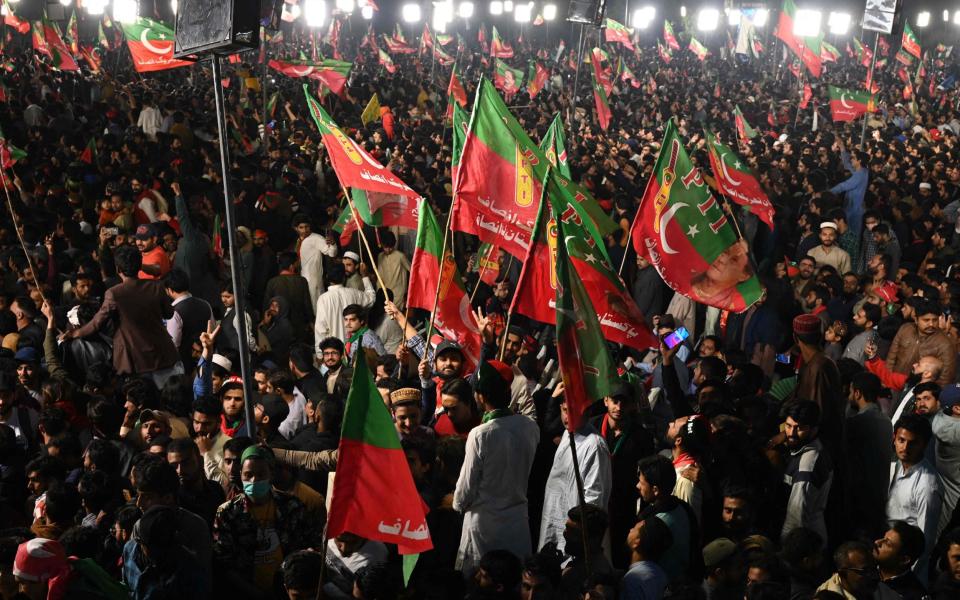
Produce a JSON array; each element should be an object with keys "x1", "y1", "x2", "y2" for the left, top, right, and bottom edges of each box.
[
  {"x1": 697, "y1": 8, "x2": 719, "y2": 32},
  {"x1": 792, "y1": 9, "x2": 821, "y2": 37},
  {"x1": 945, "y1": 10, "x2": 950, "y2": 22},
  {"x1": 86, "y1": 0, "x2": 107, "y2": 15},
  {"x1": 955, "y1": 10, "x2": 960, "y2": 25},
  {"x1": 114, "y1": 0, "x2": 138, "y2": 24},
  {"x1": 917, "y1": 11, "x2": 930, "y2": 27},
  {"x1": 490, "y1": 1, "x2": 502, "y2": 15},
  {"x1": 361, "y1": 5, "x2": 373, "y2": 18},
  {"x1": 753, "y1": 9, "x2": 768, "y2": 27},
  {"x1": 503, "y1": 0, "x2": 513, "y2": 12},
  {"x1": 514, "y1": 2, "x2": 531, "y2": 22},
  {"x1": 827, "y1": 12, "x2": 850, "y2": 35},
  {"x1": 336, "y1": 0, "x2": 354, "y2": 13},
  {"x1": 459, "y1": 2, "x2": 474, "y2": 18},
  {"x1": 304, "y1": 0, "x2": 326, "y2": 26},
  {"x1": 633, "y1": 6, "x2": 654, "y2": 29},
  {"x1": 59, "y1": 0, "x2": 72, "y2": 7},
  {"x1": 403, "y1": 3, "x2": 422, "y2": 22},
  {"x1": 727, "y1": 8, "x2": 740, "y2": 27},
  {"x1": 543, "y1": 3, "x2": 556, "y2": 21},
  {"x1": 680, "y1": 6, "x2": 686, "y2": 18}
]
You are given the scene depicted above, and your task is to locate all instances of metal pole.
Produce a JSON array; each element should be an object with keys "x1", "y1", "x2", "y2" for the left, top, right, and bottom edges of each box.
[
  {"x1": 211, "y1": 55, "x2": 257, "y2": 439},
  {"x1": 860, "y1": 32, "x2": 879, "y2": 147},
  {"x1": 568, "y1": 23, "x2": 586, "y2": 125}
]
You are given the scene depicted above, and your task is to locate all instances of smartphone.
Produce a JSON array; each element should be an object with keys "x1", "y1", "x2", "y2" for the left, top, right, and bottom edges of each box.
[
  {"x1": 105, "y1": 227, "x2": 119, "y2": 236},
  {"x1": 662, "y1": 327, "x2": 689, "y2": 350},
  {"x1": 776, "y1": 353, "x2": 792, "y2": 365}
]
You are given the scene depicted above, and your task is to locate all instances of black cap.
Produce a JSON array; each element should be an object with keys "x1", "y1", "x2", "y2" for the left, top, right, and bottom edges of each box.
[{"x1": 434, "y1": 340, "x2": 464, "y2": 360}]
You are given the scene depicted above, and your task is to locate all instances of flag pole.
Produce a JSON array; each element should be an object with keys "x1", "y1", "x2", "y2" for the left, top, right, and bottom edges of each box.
[
  {"x1": 860, "y1": 32, "x2": 880, "y2": 147},
  {"x1": 423, "y1": 207, "x2": 454, "y2": 351},
  {"x1": 568, "y1": 23, "x2": 586, "y2": 125},
  {"x1": 340, "y1": 184, "x2": 390, "y2": 295}
]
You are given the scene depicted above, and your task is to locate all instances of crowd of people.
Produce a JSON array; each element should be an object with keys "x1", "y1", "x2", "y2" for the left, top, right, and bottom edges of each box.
[{"x1": 1, "y1": 9, "x2": 960, "y2": 600}]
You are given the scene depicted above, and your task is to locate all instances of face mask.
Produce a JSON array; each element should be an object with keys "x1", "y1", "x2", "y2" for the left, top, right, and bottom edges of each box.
[{"x1": 243, "y1": 480, "x2": 271, "y2": 500}]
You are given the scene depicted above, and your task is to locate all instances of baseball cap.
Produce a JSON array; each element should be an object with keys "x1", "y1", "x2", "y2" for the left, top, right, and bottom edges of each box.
[
  {"x1": 434, "y1": 340, "x2": 464, "y2": 360},
  {"x1": 134, "y1": 224, "x2": 155, "y2": 240},
  {"x1": 703, "y1": 538, "x2": 738, "y2": 568},
  {"x1": 14, "y1": 347, "x2": 38, "y2": 364}
]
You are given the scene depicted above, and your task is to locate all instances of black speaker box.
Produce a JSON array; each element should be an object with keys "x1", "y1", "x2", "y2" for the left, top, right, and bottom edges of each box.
[
  {"x1": 566, "y1": 0, "x2": 607, "y2": 26},
  {"x1": 174, "y1": 0, "x2": 261, "y2": 57}
]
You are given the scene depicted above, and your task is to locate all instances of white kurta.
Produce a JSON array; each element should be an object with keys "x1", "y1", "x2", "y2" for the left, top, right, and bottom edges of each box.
[
  {"x1": 537, "y1": 427, "x2": 612, "y2": 553},
  {"x1": 299, "y1": 232, "x2": 338, "y2": 307},
  {"x1": 313, "y1": 281, "x2": 377, "y2": 352},
  {"x1": 453, "y1": 414, "x2": 540, "y2": 574}
]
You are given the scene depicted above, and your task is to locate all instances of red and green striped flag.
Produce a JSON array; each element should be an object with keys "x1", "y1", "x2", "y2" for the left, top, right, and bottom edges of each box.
[
  {"x1": 901, "y1": 22, "x2": 921, "y2": 60},
  {"x1": 828, "y1": 85, "x2": 876, "y2": 122},
  {"x1": 493, "y1": 58, "x2": 524, "y2": 97},
  {"x1": 621, "y1": 61, "x2": 641, "y2": 88},
  {"x1": 327, "y1": 351, "x2": 433, "y2": 582},
  {"x1": 705, "y1": 130, "x2": 775, "y2": 229},
  {"x1": 527, "y1": 61, "x2": 549, "y2": 99},
  {"x1": 406, "y1": 202, "x2": 482, "y2": 370},
  {"x1": 511, "y1": 168, "x2": 658, "y2": 351},
  {"x1": 66, "y1": 10, "x2": 79, "y2": 55},
  {"x1": 269, "y1": 58, "x2": 352, "y2": 97},
  {"x1": 629, "y1": 120, "x2": 762, "y2": 312},
  {"x1": 448, "y1": 65, "x2": 467, "y2": 107},
  {"x1": 491, "y1": 26, "x2": 513, "y2": 58},
  {"x1": 382, "y1": 35, "x2": 415, "y2": 54},
  {"x1": 0, "y1": 124, "x2": 26, "y2": 169},
  {"x1": 265, "y1": 91, "x2": 280, "y2": 118},
  {"x1": 894, "y1": 48, "x2": 914, "y2": 66},
  {"x1": 433, "y1": 45, "x2": 455, "y2": 66},
  {"x1": 451, "y1": 78, "x2": 616, "y2": 261},
  {"x1": 590, "y1": 48, "x2": 611, "y2": 130},
  {"x1": 539, "y1": 114, "x2": 572, "y2": 180},
  {"x1": 450, "y1": 101, "x2": 470, "y2": 181},
  {"x1": 820, "y1": 40, "x2": 840, "y2": 63},
  {"x1": 774, "y1": 0, "x2": 822, "y2": 77},
  {"x1": 32, "y1": 17, "x2": 79, "y2": 71},
  {"x1": 211, "y1": 213, "x2": 223, "y2": 258},
  {"x1": 79, "y1": 46, "x2": 101, "y2": 72},
  {"x1": 663, "y1": 21, "x2": 680, "y2": 51},
  {"x1": 0, "y1": 81, "x2": 7, "y2": 103},
  {"x1": 853, "y1": 38, "x2": 873, "y2": 67},
  {"x1": 733, "y1": 105, "x2": 758, "y2": 141},
  {"x1": 79, "y1": 137, "x2": 97, "y2": 165},
  {"x1": 657, "y1": 40, "x2": 673, "y2": 63},
  {"x1": 378, "y1": 48, "x2": 397, "y2": 73},
  {"x1": 2, "y1": 0, "x2": 29, "y2": 35},
  {"x1": 688, "y1": 37, "x2": 709, "y2": 61},
  {"x1": 120, "y1": 17, "x2": 190, "y2": 73},
  {"x1": 604, "y1": 18, "x2": 635, "y2": 51}
]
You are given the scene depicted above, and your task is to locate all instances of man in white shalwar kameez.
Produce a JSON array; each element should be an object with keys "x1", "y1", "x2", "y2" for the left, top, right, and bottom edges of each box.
[
  {"x1": 453, "y1": 360, "x2": 540, "y2": 575},
  {"x1": 294, "y1": 214, "x2": 337, "y2": 307},
  {"x1": 538, "y1": 396, "x2": 612, "y2": 553}
]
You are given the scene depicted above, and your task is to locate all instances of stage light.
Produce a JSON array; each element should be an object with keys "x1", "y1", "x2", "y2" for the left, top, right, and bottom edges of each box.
[
  {"x1": 504, "y1": 0, "x2": 513, "y2": 12},
  {"x1": 403, "y1": 3, "x2": 422, "y2": 22},
  {"x1": 543, "y1": 3, "x2": 556, "y2": 21},
  {"x1": 680, "y1": 6, "x2": 686, "y2": 18},
  {"x1": 459, "y1": 2, "x2": 474, "y2": 18},
  {"x1": 114, "y1": 0, "x2": 138, "y2": 24},
  {"x1": 86, "y1": 0, "x2": 107, "y2": 15},
  {"x1": 827, "y1": 12, "x2": 850, "y2": 35},
  {"x1": 490, "y1": 1, "x2": 502, "y2": 15},
  {"x1": 304, "y1": 0, "x2": 326, "y2": 26},
  {"x1": 955, "y1": 10, "x2": 960, "y2": 25},
  {"x1": 171, "y1": 0, "x2": 178, "y2": 14},
  {"x1": 753, "y1": 9, "x2": 768, "y2": 27},
  {"x1": 727, "y1": 8, "x2": 740, "y2": 27},
  {"x1": 945, "y1": 10, "x2": 950, "y2": 22},
  {"x1": 793, "y1": 9, "x2": 821, "y2": 37},
  {"x1": 60, "y1": 0, "x2": 72, "y2": 7},
  {"x1": 633, "y1": 6, "x2": 654, "y2": 29},
  {"x1": 514, "y1": 2, "x2": 531, "y2": 22},
  {"x1": 336, "y1": 0, "x2": 354, "y2": 13},
  {"x1": 697, "y1": 8, "x2": 719, "y2": 32},
  {"x1": 916, "y1": 11, "x2": 930, "y2": 27},
  {"x1": 361, "y1": 5, "x2": 373, "y2": 18},
  {"x1": 434, "y1": 1, "x2": 453, "y2": 31}
]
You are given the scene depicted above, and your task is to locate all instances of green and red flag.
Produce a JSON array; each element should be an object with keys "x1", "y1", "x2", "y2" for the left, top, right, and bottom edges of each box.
[
  {"x1": 450, "y1": 101, "x2": 470, "y2": 181},
  {"x1": 420, "y1": 22, "x2": 434, "y2": 50},
  {"x1": 604, "y1": 18, "x2": 635, "y2": 51},
  {"x1": 733, "y1": 105, "x2": 758, "y2": 141},
  {"x1": 878, "y1": 35, "x2": 890, "y2": 55},
  {"x1": 894, "y1": 48, "x2": 913, "y2": 66},
  {"x1": 436, "y1": 33, "x2": 453, "y2": 46},
  {"x1": 327, "y1": 351, "x2": 433, "y2": 571},
  {"x1": 120, "y1": 17, "x2": 190, "y2": 73},
  {"x1": 452, "y1": 78, "x2": 616, "y2": 261},
  {"x1": 657, "y1": 40, "x2": 673, "y2": 63},
  {"x1": 590, "y1": 48, "x2": 611, "y2": 130},
  {"x1": 491, "y1": 26, "x2": 513, "y2": 58},
  {"x1": 475, "y1": 242, "x2": 501, "y2": 286},
  {"x1": 269, "y1": 58, "x2": 352, "y2": 96},
  {"x1": 378, "y1": 48, "x2": 397, "y2": 73},
  {"x1": 552, "y1": 184, "x2": 619, "y2": 431},
  {"x1": 433, "y1": 45, "x2": 455, "y2": 66},
  {"x1": 800, "y1": 82, "x2": 813, "y2": 109},
  {"x1": 265, "y1": 91, "x2": 280, "y2": 118},
  {"x1": 79, "y1": 137, "x2": 97, "y2": 165},
  {"x1": 713, "y1": 78, "x2": 721, "y2": 99},
  {"x1": 0, "y1": 123, "x2": 26, "y2": 169},
  {"x1": 820, "y1": 40, "x2": 839, "y2": 63},
  {"x1": 853, "y1": 38, "x2": 873, "y2": 67},
  {"x1": 79, "y1": 46, "x2": 101, "y2": 72},
  {"x1": 406, "y1": 202, "x2": 482, "y2": 369},
  {"x1": 303, "y1": 84, "x2": 419, "y2": 238},
  {"x1": 0, "y1": 81, "x2": 7, "y2": 103},
  {"x1": 66, "y1": 10, "x2": 79, "y2": 55},
  {"x1": 663, "y1": 20, "x2": 680, "y2": 51},
  {"x1": 629, "y1": 120, "x2": 762, "y2": 312},
  {"x1": 539, "y1": 114, "x2": 572, "y2": 180},
  {"x1": 511, "y1": 169, "x2": 658, "y2": 351},
  {"x1": 688, "y1": 37, "x2": 709, "y2": 61},
  {"x1": 448, "y1": 65, "x2": 468, "y2": 107},
  {"x1": 864, "y1": 69, "x2": 880, "y2": 94},
  {"x1": 493, "y1": 58, "x2": 524, "y2": 97},
  {"x1": 32, "y1": 17, "x2": 79, "y2": 70},
  {"x1": 526, "y1": 61, "x2": 549, "y2": 99},
  {"x1": 621, "y1": 61, "x2": 641, "y2": 88},
  {"x1": 901, "y1": 22, "x2": 921, "y2": 60},
  {"x1": 774, "y1": 0, "x2": 822, "y2": 77},
  {"x1": 705, "y1": 131, "x2": 775, "y2": 229},
  {"x1": 382, "y1": 35, "x2": 415, "y2": 54},
  {"x1": 2, "y1": 0, "x2": 29, "y2": 35},
  {"x1": 477, "y1": 24, "x2": 489, "y2": 53},
  {"x1": 828, "y1": 85, "x2": 876, "y2": 122}
]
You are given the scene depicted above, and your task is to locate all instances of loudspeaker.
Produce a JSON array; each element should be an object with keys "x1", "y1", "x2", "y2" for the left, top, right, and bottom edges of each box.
[
  {"x1": 174, "y1": 0, "x2": 261, "y2": 58},
  {"x1": 566, "y1": 0, "x2": 606, "y2": 26}
]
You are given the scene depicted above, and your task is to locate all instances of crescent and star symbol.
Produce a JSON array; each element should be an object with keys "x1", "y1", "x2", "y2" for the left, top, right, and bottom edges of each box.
[
  {"x1": 140, "y1": 29, "x2": 171, "y2": 55},
  {"x1": 840, "y1": 93, "x2": 853, "y2": 109},
  {"x1": 658, "y1": 202, "x2": 688, "y2": 255},
  {"x1": 718, "y1": 152, "x2": 744, "y2": 187}
]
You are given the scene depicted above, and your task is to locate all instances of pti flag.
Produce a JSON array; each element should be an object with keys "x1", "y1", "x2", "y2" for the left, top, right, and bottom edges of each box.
[
  {"x1": 705, "y1": 131, "x2": 775, "y2": 229},
  {"x1": 629, "y1": 120, "x2": 763, "y2": 312},
  {"x1": 32, "y1": 18, "x2": 79, "y2": 71},
  {"x1": 663, "y1": 21, "x2": 680, "y2": 51},
  {"x1": 269, "y1": 59, "x2": 352, "y2": 97},
  {"x1": 828, "y1": 86, "x2": 876, "y2": 122},
  {"x1": 774, "y1": 0, "x2": 822, "y2": 77},
  {"x1": 527, "y1": 61, "x2": 550, "y2": 99},
  {"x1": 901, "y1": 22, "x2": 921, "y2": 60},
  {"x1": 491, "y1": 26, "x2": 514, "y2": 58},
  {"x1": 448, "y1": 65, "x2": 468, "y2": 107},
  {"x1": 378, "y1": 48, "x2": 397, "y2": 73},
  {"x1": 604, "y1": 18, "x2": 635, "y2": 51},
  {"x1": 733, "y1": 105, "x2": 759, "y2": 141},
  {"x1": 539, "y1": 114, "x2": 572, "y2": 179},
  {"x1": 590, "y1": 48, "x2": 612, "y2": 130},
  {"x1": 493, "y1": 59, "x2": 524, "y2": 97},
  {"x1": 121, "y1": 18, "x2": 190, "y2": 73}
]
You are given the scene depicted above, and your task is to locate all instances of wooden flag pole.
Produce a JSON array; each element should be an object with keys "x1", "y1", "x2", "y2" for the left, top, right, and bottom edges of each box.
[{"x1": 340, "y1": 184, "x2": 389, "y2": 295}]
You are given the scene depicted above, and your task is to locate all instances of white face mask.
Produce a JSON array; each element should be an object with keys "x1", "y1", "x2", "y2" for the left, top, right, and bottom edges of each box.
[{"x1": 67, "y1": 305, "x2": 81, "y2": 327}]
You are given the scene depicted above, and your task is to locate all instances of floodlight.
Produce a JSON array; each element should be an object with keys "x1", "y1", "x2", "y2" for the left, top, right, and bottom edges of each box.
[
  {"x1": 304, "y1": 0, "x2": 326, "y2": 26},
  {"x1": 59, "y1": 0, "x2": 71, "y2": 7},
  {"x1": 490, "y1": 1, "x2": 502, "y2": 15},
  {"x1": 697, "y1": 8, "x2": 719, "y2": 32},
  {"x1": 917, "y1": 11, "x2": 930, "y2": 27},
  {"x1": 514, "y1": 2, "x2": 531, "y2": 22},
  {"x1": 171, "y1": 0, "x2": 177, "y2": 14},
  {"x1": 680, "y1": 6, "x2": 686, "y2": 18},
  {"x1": 361, "y1": 5, "x2": 373, "y2": 18},
  {"x1": 727, "y1": 8, "x2": 740, "y2": 27},
  {"x1": 459, "y1": 2, "x2": 474, "y2": 18},
  {"x1": 945, "y1": 10, "x2": 950, "y2": 22},
  {"x1": 336, "y1": 0, "x2": 354, "y2": 12},
  {"x1": 403, "y1": 3, "x2": 422, "y2": 22},
  {"x1": 827, "y1": 12, "x2": 850, "y2": 35},
  {"x1": 543, "y1": 3, "x2": 556, "y2": 21},
  {"x1": 504, "y1": 0, "x2": 513, "y2": 12},
  {"x1": 86, "y1": 0, "x2": 107, "y2": 15},
  {"x1": 114, "y1": 0, "x2": 138, "y2": 24},
  {"x1": 793, "y1": 9, "x2": 821, "y2": 37},
  {"x1": 753, "y1": 9, "x2": 768, "y2": 27},
  {"x1": 955, "y1": 10, "x2": 960, "y2": 25},
  {"x1": 633, "y1": 6, "x2": 654, "y2": 29}
]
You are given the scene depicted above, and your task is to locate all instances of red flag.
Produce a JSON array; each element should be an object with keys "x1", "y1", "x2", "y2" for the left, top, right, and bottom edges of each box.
[
  {"x1": 800, "y1": 83, "x2": 813, "y2": 109},
  {"x1": 590, "y1": 48, "x2": 612, "y2": 130},
  {"x1": 706, "y1": 131, "x2": 775, "y2": 229},
  {"x1": 3, "y1": 3, "x2": 29, "y2": 35},
  {"x1": 447, "y1": 66, "x2": 467, "y2": 107}
]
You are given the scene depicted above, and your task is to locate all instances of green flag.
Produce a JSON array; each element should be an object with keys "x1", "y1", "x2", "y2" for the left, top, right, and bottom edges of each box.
[{"x1": 539, "y1": 114, "x2": 572, "y2": 179}]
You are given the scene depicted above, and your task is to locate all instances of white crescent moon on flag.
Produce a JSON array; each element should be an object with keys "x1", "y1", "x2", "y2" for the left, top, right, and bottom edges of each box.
[
  {"x1": 840, "y1": 93, "x2": 853, "y2": 109},
  {"x1": 140, "y1": 29, "x2": 170, "y2": 55},
  {"x1": 460, "y1": 295, "x2": 479, "y2": 332},
  {"x1": 291, "y1": 66, "x2": 315, "y2": 76},
  {"x1": 718, "y1": 153, "x2": 743, "y2": 187},
  {"x1": 659, "y1": 202, "x2": 687, "y2": 255}
]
